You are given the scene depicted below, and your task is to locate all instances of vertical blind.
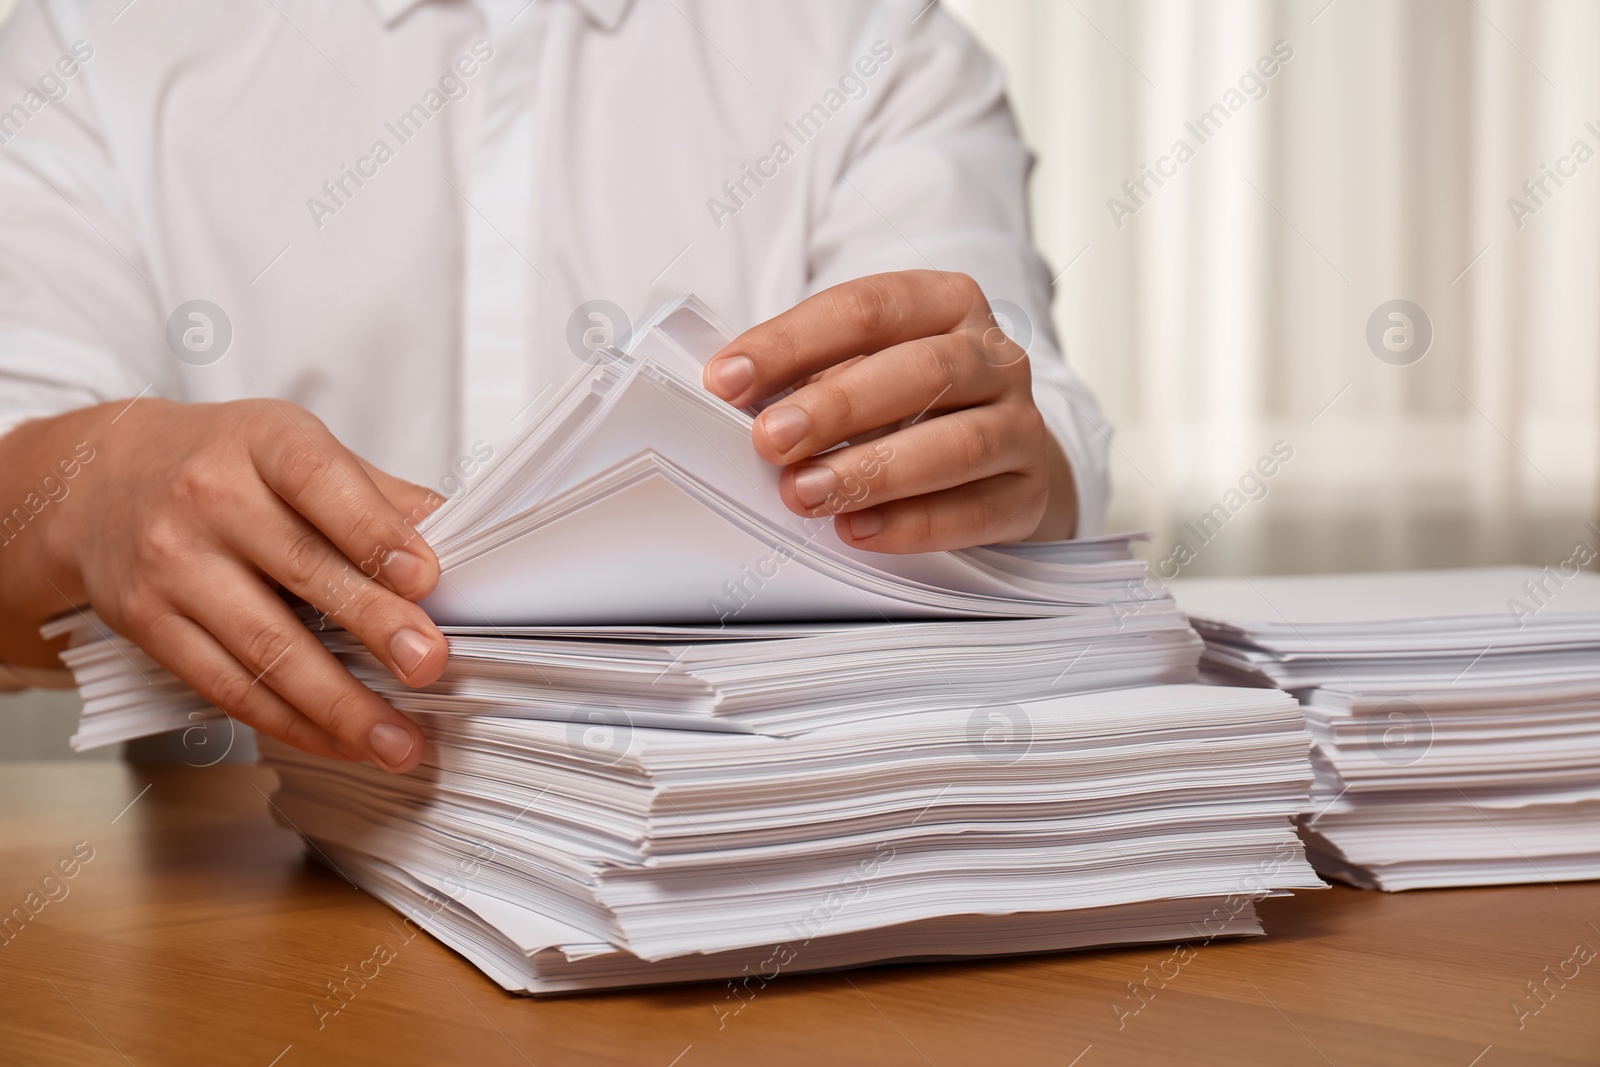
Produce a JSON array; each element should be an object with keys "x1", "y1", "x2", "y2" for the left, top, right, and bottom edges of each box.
[{"x1": 945, "y1": 0, "x2": 1600, "y2": 575}]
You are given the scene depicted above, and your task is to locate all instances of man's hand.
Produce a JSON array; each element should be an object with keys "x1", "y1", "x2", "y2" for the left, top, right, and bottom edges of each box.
[
  {"x1": 703, "y1": 271, "x2": 1077, "y2": 551},
  {"x1": 0, "y1": 398, "x2": 448, "y2": 771}
]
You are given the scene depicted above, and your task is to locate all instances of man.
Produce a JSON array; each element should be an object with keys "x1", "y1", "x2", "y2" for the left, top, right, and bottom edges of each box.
[{"x1": 0, "y1": 0, "x2": 1110, "y2": 772}]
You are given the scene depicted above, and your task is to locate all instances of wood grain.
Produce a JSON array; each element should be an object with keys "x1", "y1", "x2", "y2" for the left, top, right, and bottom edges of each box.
[{"x1": 1, "y1": 762, "x2": 1595, "y2": 1066}]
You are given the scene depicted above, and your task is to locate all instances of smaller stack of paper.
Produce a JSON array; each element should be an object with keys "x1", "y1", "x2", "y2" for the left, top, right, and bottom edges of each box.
[
  {"x1": 51, "y1": 589, "x2": 1203, "y2": 748},
  {"x1": 1171, "y1": 567, "x2": 1600, "y2": 890}
]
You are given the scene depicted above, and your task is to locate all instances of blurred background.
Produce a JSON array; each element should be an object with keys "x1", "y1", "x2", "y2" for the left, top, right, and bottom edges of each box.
[
  {"x1": 5, "y1": 0, "x2": 1598, "y2": 759},
  {"x1": 945, "y1": 0, "x2": 1598, "y2": 577}
]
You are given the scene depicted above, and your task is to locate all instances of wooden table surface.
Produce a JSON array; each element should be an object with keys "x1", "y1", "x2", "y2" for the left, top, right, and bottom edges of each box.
[{"x1": 1, "y1": 762, "x2": 1595, "y2": 1067}]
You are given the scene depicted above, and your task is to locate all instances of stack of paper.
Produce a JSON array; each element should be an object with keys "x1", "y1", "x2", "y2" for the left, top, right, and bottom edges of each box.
[
  {"x1": 1171, "y1": 568, "x2": 1600, "y2": 890},
  {"x1": 412, "y1": 296, "x2": 1153, "y2": 627},
  {"x1": 49, "y1": 295, "x2": 1323, "y2": 992},
  {"x1": 54, "y1": 556, "x2": 1203, "y2": 748},
  {"x1": 254, "y1": 684, "x2": 1319, "y2": 993}
]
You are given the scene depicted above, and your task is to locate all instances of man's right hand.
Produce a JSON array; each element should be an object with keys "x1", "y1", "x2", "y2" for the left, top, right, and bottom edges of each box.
[{"x1": 0, "y1": 397, "x2": 448, "y2": 772}]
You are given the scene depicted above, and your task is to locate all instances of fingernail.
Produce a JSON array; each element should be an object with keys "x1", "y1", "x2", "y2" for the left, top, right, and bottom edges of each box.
[
  {"x1": 390, "y1": 628, "x2": 433, "y2": 678},
  {"x1": 368, "y1": 722, "x2": 417, "y2": 770},
  {"x1": 793, "y1": 466, "x2": 836, "y2": 508},
  {"x1": 381, "y1": 549, "x2": 428, "y2": 594},
  {"x1": 845, "y1": 510, "x2": 883, "y2": 540},
  {"x1": 706, "y1": 355, "x2": 754, "y2": 400},
  {"x1": 761, "y1": 405, "x2": 809, "y2": 453}
]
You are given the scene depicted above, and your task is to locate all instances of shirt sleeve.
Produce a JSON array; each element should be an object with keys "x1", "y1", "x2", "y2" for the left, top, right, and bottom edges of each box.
[
  {"x1": 0, "y1": 1, "x2": 164, "y2": 443},
  {"x1": 801, "y1": 0, "x2": 1112, "y2": 538},
  {"x1": 0, "y1": 4, "x2": 163, "y2": 686}
]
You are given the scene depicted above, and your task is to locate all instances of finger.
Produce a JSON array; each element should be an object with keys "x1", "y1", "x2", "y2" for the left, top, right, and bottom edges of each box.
[
  {"x1": 170, "y1": 557, "x2": 428, "y2": 772},
  {"x1": 833, "y1": 471, "x2": 1048, "y2": 554},
  {"x1": 357, "y1": 457, "x2": 446, "y2": 526},
  {"x1": 704, "y1": 270, "x2": 984, "y2": 406},
  {"x1": 223, "y1": 489, "x2": 448, "y2": 689},
  {"x1": 797, "y1": 353, "x2": 868, "y2": 388},
  {"x1": 751, "y1": 332, "x2": 1017, "y2": 464},
  {"x1": 779, "y1": 405, "x2": 1043, "y2": 517},
  {"x1": 122, "y1": 604, "x2": 355, "y2": 763},
  {"x1": 245, "y1": 404, "x2": 441, "y2": 601}
]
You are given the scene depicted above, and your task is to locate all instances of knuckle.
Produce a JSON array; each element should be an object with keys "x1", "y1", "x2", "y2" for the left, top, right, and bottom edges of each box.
[
  {"x1": 814, "y1": 380, "x2": 858, "y2": 439},
  {"x1": 838, "y1": 280, "x2": 889, "y2": 340},
  {"x1": 350, "y1": 513, "x2": 399, "y2": 573},
  {"x1": 273, "y1": 435, "x2": 336, "y2": 504},
  {"x1": 836, "y1": 464, "x2": 871, "y2": 505},
  {"x1": 912, "y1": 339, "x2": 956, "y2": 394},
  {"x1": 952, "y1": 412, "x2": 996, "y2": 473},
  {"x1": 239, "y1": 618, "x2": 295, "y2": 674},
  {"x1": 171, "y1": 458, "x2": 229, "y2": 510},
  {"x1": 936, "y1": 340, "x2": 966, "y2": 386},
  {"x1": 205, "y1": 667, "x2": 256, "y2": 716},
  {"x1": 277, "y1": 714, "x2": 332, "y2": 757},
  {"x1": 337, "y1": 579, "x2": 392, "y2": 629},
  {"x1": 136, "y1": 515, "x2": 191, "y2": 568},
  {"x1": 279, "y1": 524, "x2": 330, "y2": 590},
  {"x1": 855, "y1": 446, "x2": 893, "y2": 493},
  {"x1": 967, "y1": 490, "x2": 999, "y2": 541},
  {"x1": 313, "y1": 565, "x2": 375, "y2": 626},
  {"x1": 318, "y1": 685, "x2": 371, "y2": 737},
  {"x1": 764, "y1": 322, "x2": 803, "y2": 378},
  {"x1": 115, "y1": 587, "x2": 168, "y2": 637}
]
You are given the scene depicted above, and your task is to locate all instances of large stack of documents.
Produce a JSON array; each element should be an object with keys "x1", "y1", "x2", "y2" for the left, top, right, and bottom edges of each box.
[
  {"x1": 1172, "y1": 568, "x2": 1600, "y2": 891},
  {"x1": 254, "y1": 682, "x2": 1319, "y2": 992},
  {"x1": 51, "y1": 296, "x2": 1323, "y2": 992}
]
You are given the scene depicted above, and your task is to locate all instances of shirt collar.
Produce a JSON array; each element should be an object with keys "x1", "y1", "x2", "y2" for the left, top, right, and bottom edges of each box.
[{"x1": 368, "y1": 0, "x2": 631, "y2": 31}]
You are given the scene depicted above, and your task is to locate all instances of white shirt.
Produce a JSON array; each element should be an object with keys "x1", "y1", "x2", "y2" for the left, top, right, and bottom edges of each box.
[{"x1": 0, "y1": 0, "x2": 1110, "y2": 552}]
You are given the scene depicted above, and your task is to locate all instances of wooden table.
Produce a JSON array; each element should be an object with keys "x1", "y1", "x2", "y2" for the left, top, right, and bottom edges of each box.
[{"x1": 1, "y1": 763, "x2": 1595, "y2": 1066}]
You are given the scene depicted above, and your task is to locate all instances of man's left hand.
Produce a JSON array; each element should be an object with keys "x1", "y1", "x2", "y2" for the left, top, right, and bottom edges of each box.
[{"x1": 703, "y1": 270, "x2": 1077, "y2": 552}]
